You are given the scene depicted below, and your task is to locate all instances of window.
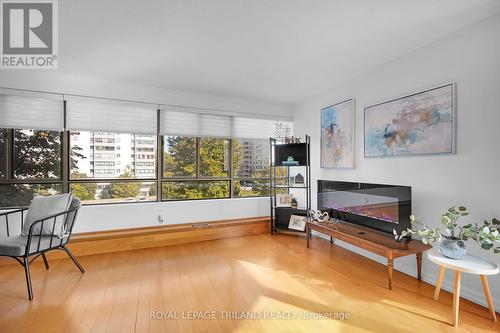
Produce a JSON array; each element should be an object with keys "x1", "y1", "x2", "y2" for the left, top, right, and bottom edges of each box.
[
  {"x1": 0, "y1": 183, "x2": 62, "y2": 207},
  {"x1": 69, "y1": 131, "x2": 158, "y2": 204},
  {"x1": 162, "y1": 180, "x2": 230, "y2": 200},
  {"x1": 233, "y1": 139, "x2": 270, "y2": 197},
  {"x1": 13, "y1": 130, "x2": 62, "y2": 180},
  {"x1": 162, "y1": 136, "x2": 231, "y2": 200},
  {"x1": 0, "y1": 128, "x2": 63, "y2": 208},
  {"x1": 163, "y1": 136, "x2": 196, "y2": 178},
  {"x1": 70, "y1": 132, "x2": 157, "y2": 180},
  {"x1": 0, "y1": 89, "x2": 289, "y2": 207},
  {"x1": 69, "y1": 182, "x2": 156, "y2": 204},
  {"x1": 199, "y1": 138, "x2": 230, "y2": 177}
]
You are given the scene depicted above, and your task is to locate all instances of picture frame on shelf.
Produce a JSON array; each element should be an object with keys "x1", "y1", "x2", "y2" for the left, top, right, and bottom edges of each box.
[
  {"x1": 288, "y1": 214, "x2": 307, "y2": 231},
  {"x1": 276, "y1": 193, "x2": 293, "y2": 207}
]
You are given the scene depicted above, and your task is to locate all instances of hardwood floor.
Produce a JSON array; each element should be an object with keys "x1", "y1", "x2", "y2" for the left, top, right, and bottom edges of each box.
[{"x1": 0, "y1": 233, "x2": 498, "y2": 332}]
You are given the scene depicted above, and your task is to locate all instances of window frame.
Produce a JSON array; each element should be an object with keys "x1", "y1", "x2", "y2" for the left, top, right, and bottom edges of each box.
[{"x1": 0, "y1": 100, "x2": 274, "y2": 208}]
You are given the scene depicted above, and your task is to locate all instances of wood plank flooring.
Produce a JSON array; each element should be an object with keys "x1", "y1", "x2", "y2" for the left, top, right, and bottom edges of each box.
[{"x1": 0, "y1": 233, "x2": 498, "y2": 332}]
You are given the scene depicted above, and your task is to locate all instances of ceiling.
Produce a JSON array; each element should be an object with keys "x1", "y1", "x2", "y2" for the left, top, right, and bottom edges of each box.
[{"x1": 59, "y1": 0, "x2": 500, "y2": 104}]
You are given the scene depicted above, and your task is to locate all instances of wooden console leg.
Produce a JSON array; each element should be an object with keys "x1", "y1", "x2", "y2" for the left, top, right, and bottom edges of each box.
[
  {"x1": 453, "y1": 270, "x2": 461, "y2": 327},
  {"x1": 434, "y1": 266, "x2": 446, "y2": 301},
  {"x1": 306, "y1": 227, "x2": 310, "y2": 248},
  {"x1": 416, "y1": 252, "x2": 422, "y2": 280},
  {"x1": 387, "y1": 258, "x2": 394, "y2": 290},
  {"x1": 480, "y1": 275, "x2": 497, "y2": 322}
]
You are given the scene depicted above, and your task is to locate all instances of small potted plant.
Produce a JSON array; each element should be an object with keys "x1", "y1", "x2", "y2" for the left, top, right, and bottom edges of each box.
[{"x1": 395, "y1": 206, "x2": 500, "y2": 260}]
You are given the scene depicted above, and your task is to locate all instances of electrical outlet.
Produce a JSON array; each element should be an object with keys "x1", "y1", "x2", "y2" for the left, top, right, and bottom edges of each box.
[{"x1": 158, "y1": 215, "x2": 164, "y2": 224}]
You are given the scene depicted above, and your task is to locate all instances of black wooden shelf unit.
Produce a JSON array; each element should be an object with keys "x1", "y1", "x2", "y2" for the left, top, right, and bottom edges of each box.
[{"x1": 269, "y1": 135, "x2": 311, "y2": 235}]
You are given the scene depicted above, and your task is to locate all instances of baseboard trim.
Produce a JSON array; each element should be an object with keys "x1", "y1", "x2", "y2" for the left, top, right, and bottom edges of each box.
[{"x1": 0, "y1": 216, "x2": 270, "y2": 264}]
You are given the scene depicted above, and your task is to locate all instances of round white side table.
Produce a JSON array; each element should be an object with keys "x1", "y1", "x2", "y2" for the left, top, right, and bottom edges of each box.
[{"x1": 428, "y1": 248, "x2": 499, "y2": 327}]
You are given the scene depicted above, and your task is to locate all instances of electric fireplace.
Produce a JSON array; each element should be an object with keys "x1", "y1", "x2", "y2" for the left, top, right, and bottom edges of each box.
[{"x1": 317, "y1": 180, "x2": 411, "y2": 235}]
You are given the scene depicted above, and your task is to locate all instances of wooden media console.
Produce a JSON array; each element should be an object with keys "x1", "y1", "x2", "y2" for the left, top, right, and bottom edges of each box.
[{"x1": 306, "y1": 220, "x2": 431, "y2": 289}]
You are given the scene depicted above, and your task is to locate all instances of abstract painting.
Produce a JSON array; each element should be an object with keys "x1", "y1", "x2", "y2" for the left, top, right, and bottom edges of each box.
[
  {"x1": 321, "y1": 99, "x2": 354, "y2": 168},
  {"x1": 364, "y1": 84, "x2": 455, "y2": 157}
]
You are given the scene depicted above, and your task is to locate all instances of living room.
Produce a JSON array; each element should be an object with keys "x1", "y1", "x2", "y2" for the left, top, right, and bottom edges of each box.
[{"x1": 0, "y1": 1, "x2": 499, "y2": 332}]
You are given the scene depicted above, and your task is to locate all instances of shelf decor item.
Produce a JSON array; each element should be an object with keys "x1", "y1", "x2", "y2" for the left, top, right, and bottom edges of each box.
[
  {"x1": 309, "y1": 209, "x2": 330, "y2": 223},
  {"x1": 294, "y1": 173, "x2": 304, "y2": 185},
  {"x1": 321, "y1": 99, "x2": 355, "y2": 168},
  {"x1": 276, "y1": 193, "x2": 293, "y2": 207},
  {"x1": 288, "y1": 214, "x2": 307, "y2": 231},
  {"x1": 365, "y1": 83, "x2": 455, "y2": 157},
  {"x1": 395, "y1": 206, "x2": 500, "y2": 260},
  {"x1": 282, "y1": 156, "x2": 299, "y2": 166}
]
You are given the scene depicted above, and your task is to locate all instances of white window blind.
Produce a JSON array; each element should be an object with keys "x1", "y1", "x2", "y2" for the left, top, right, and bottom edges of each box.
[
  {"x1": 66, "y1": 96, "x2": 157, "y2": 134},
  {"x1": 200, "y1": 114, "x2": 232, "y2": 137},
  {"x1": 160, "y1": 106, "x2": 233, "y2": 138},
  {"x1": 159, "y1": 105, "x2": 291, "y2": 139},
  {"x1": 233, "y1": 117, "x2": 287, "y2": 139},
  {"x1": 0, "y1": 89, "x2": 63, "y2": 131},
  {"x1": 159, "y1": 106, "x2": 200, "y2": 136}
]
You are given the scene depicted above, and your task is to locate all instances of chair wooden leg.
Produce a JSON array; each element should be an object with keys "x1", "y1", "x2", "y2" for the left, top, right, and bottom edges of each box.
[
  {"x1": 23, "y1": 257, "x2": 33, "y2": 301},
  {"x1": 480, "y1": 275, "x2": 497, "y2": 322},
  {"x1": 453, "y1": 270, "x2": 461, "y2": 327},
  {"x1": 41, "y1": 253, "x2": 49, "y2": 270},
  {"x1": 62, "y1": 245, "x2": 85, "y2": 273},
  {"x1": 434, "y1": 266, "x2": 446, "y2": 300}
]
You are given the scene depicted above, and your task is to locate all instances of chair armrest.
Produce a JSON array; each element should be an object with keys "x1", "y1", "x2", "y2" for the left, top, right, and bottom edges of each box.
[
  {"x1": 0, "y1": 207, "x2": 29, "y2": 237},
  {"x1": 0, "y1": 207, "x2": 29, "y2": 217},
  {"x1": 25, "y1": 206, "x2": 80, "y2": 254}
]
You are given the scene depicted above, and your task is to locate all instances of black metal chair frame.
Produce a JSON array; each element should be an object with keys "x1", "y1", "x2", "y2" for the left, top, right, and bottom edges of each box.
[{"x1": 0, "y1": 205, "x2": 85, "y2": 300}]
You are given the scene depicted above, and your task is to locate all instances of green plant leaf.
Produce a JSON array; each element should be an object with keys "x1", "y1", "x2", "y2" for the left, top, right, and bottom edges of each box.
[
  {"x1": 492, "y1": 218, "x2": 500, "y2": 225},
  {"x1": 481, "y1": 243, "x2": 494, "y2": 250}
]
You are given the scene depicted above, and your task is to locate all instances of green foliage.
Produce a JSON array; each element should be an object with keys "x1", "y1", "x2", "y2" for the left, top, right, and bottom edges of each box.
[
  {"x1": 440, "y1": 206, "x2": 469, "y2": 237},
  {"x1": 69, "y1": 172, "x2": 97, "y2": 200},
  {"x1": 163, "y1": 137, "x2": 196, "y2": 177},
  {"x1": 199, "y1": 138, "x2": 229, "y2": 177},
  {"x1": 395, "y1": 207, "x2": 500, "y2": 254},
  {"x1": 13, "y1": 130, "x2": 61, "y2": 179},
  {"x1": 162, "y1": 181, "x2": 229, "y2": 200},
  {"x1": 107, "y1": 169, "x2": 140, "y2": 199}
]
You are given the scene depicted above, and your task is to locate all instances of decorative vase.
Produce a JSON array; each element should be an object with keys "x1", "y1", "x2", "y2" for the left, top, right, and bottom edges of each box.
[{"x1": 440, "y1": 238, "x2": 467, "y2": 260}]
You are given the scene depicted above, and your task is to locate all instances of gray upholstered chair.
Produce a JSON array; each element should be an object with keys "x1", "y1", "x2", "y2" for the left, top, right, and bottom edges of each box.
[{"x1": 0, "y1": 194, "x2": 85, "y2": 300}]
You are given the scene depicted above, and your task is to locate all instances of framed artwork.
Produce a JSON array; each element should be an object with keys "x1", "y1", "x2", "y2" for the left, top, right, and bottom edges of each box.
[
  {"x1": 364, "y1": 84, "x2": 455, "y2": 157},
  {"x1": 276, "y1": 193, "x2": 293, "y2": 207},
  {"x1": 321, "y1": 99, "x2": 355, "y2": 168},
  {"x1": 288, "y1": 214, "x2": 307, "y2": 231}
]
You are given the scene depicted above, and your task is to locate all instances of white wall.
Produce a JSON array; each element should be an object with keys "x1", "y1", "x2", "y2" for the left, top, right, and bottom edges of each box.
[
  {"x1": 293, "y1": 14, "x2": 500, "y2": 310},
  {"x1": 74, "y1": 197, "x2": 270, "y2": 233}
]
